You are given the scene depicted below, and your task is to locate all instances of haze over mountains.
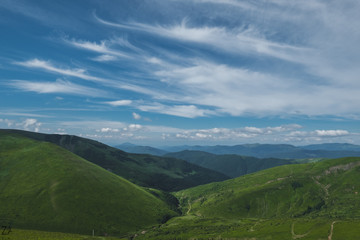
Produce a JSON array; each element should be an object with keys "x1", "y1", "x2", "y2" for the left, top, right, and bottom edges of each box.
[{"x1": 116, "y1": 142, "x2": 360, "y2": 159}]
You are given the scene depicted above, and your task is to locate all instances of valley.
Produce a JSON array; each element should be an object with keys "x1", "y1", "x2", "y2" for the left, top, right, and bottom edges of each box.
[{"x1": 0, "y1": 129, "x2": 360, "y2": 239}]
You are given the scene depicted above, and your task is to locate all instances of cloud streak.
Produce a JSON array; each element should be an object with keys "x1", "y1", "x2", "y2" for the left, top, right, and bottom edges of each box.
[{"x1": 7, "y1": 79, "x2": 108, "y2": 97}]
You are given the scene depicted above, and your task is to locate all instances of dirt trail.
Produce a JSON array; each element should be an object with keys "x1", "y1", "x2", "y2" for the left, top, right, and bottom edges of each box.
[
  {"x1": 186, "y1": 200, "x2": 192, "y2": 215},
  {"x1": 291, "y1": 222, "x2": 310, "y2": 239},
  {"x1": 328, "y1": 221, "x2": 337, "y2": 240},
  {"x1": 312, "y1": 177, "x2": 330, "y2": 198}
]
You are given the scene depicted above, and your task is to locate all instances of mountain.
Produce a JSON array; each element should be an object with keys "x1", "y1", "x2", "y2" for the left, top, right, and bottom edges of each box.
[
  {"x1": 115, "y1": 143, "x2": 168, "y2": 156},
  {"x1": 164, "y1": 150, "x2": 294, "y2": 178},
  {"x1": 300, "y1": 143, "x2": 360, "y2": 152},
  {"x1": 0, "y1": 132, "x2": 177, "y2": 236},
  {"x1": 0, "y1": 129, "x2": 228, "y2": 191},
  {"x1": 177, "y1": 156, "x2": 360, "y2": 219},
  {"x1": 163, "y1": 143, "x2": 360, "y2": 159}
]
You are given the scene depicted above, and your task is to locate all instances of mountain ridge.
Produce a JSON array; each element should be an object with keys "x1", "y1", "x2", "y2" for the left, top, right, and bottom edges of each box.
[{"x1": 0, "y1": 129, "x2": 229, "y2": 191}]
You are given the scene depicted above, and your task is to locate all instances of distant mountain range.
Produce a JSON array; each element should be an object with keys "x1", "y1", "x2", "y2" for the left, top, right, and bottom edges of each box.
[
  {"x1": 164, "y1": 150, "x2": 294, "y2": 178},
  {"x1": 116, "y1": 142, "x2": 168, "y2": 156},
  {"x1": 116, "y1": 142, "x2": 360, "y2": 159}
]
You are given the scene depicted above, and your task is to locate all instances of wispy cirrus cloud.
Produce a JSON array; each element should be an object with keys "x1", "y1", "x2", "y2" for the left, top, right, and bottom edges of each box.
[
  {"x1": 137, "y1": 103, "x2": 215, "y2": 118},
  {"x1": 95, "y1": 15, "x2": 311, "y2": 63},
  {"x1": 92, "y1": 54, "x2": 117, "y2": 62},
  {"x1": 104, "y1": 100, "x2": 133, "y2": 106},
  {"x1": 66, "y1": 39, "x2": 130, "y2": 59},
  {"x1": 7, "y1": 79, "x2": 108, "y2": 97},
  {"x1": 14, "y1": 59, "x2": 108, "y2": 83}
]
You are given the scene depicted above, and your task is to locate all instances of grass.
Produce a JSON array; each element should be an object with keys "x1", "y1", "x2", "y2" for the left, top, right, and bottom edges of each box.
[
  {"x1": 134, "y1": 216, "x2": 360, "y2": 239},
  {"x1": 175, "y1": 157, "x2": 360, "y2": 219},
  {"x1": 0, "y1": 228, "x2": 124, "y2": 240},
  {"x1": 0, "y1": 133, "x2": 177, "y2": 236}
]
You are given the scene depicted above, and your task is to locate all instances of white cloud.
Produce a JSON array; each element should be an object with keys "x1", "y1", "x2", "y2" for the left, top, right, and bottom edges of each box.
[
  {"x1": 96, "y1": 16, "x2": 310, "y2": 64},
  {"x1": 92, "y1": 54, "x2": 118, "y2": 62},
  {"x1": 68, "y1": 39, "x2": 129, "y2": 58},
  {"x1": 7, "y1": 79, "x2": 108, "y2": 97},
  {"x1": 16, "y1": 118, "x2": 42, "y2": 132},
  {"x1": 171, "y1": 124, "x2": 302, "y2": 141},
  {"x1": 99, "y1": 128, "x2": 119, "y2": 133},
  {"x1": 137, "y1": 103, "x2": 214, "y2": 118},
  {"x1": 132, "y1": 112, "x2": 141, "y2": 120},
  {"x1": 105, "y1": 100, "x2": 133, "y2": 106},
  {"x1": 14, "y1": 59, "x2": 107, "y2": 83},
  {"x1": 315, "y1": 130, "x2": 349, "y2": 137}
]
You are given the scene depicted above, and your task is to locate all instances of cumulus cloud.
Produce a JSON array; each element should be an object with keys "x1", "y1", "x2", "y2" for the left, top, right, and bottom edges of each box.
[
  {"x1": 132, "y1": 112, "x2": 141, "y2": 120},
  {"x1": 172, "y1": 124, "x2": 302, "y2": 141},
  {"x1": 16, "y1": 118, "x2": 42, "y2": 132}
]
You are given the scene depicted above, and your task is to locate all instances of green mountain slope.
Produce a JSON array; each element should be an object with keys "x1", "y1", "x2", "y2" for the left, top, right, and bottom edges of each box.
[
  {"x1": 0, "y1": 129, "x2": 229, "y2": 191},
  {"x1": 165, "y1": 150, "x2": 294, "y2": 178},
  {"x1": 0, "y1": 133, "x2": 177, "y2": 235},
  {"x1": 176, "y1": 157, "x2": 360, "y2": 219}
]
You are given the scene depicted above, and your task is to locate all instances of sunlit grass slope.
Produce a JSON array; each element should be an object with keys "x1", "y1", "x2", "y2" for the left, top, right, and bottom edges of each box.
[
  {"x1": 176, "y1": 157, "x2": 360, "y2": 219},
  {"x1": 0, "y1": 133, "x2": 177, "y2": 236},
  {"x1": 135, "y1": 217, "x2": 360, "y2": 240},
  {"x1": 0, "y1": 129, "x2": 228, "y2": 191}
]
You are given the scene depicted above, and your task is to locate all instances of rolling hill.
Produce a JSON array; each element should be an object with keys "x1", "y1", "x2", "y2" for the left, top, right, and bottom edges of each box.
[
  {"x1": 132, "y1": 156, "x2": 360, "y2": 239},
  {"x1": 164, "y1": 150, "x2": 294, "y2": 178},
  {"x1": 0, "y1": 132, "x2": 178, "y2": 236},
  {"x1": 176, "y1": 157, "x2": 360, "y2": 219},
  {"x1": 0, "y1": 129, "x2": 229, "y2": 191}
]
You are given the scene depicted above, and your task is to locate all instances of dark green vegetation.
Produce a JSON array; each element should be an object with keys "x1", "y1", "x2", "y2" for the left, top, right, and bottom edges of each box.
[
  {"x1": 0, "y1": 133, "x2": 178, "y2": 235},
  {"x1": 165, "y1": 150, "x2": 294, "y2": 178},
  {"x1": 162, "y1": 143, "x2": 360, "y2": 159},
  {"x1": 0, "y1": 129, "x2": 228, "y2": 191}
]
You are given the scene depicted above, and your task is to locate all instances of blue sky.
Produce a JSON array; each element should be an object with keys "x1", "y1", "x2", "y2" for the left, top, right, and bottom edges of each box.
[{"x1": 1, "y1": 0, "x2": 360, "y2": 146}]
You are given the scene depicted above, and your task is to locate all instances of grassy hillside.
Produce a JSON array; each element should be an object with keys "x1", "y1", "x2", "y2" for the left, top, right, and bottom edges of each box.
[
  {"x1": 0, "y1": 133, "x2": 178, "y2": 236},
  {"x1": 176, "y1": 157, "x2": 360, "y2": 219},
  {"x1": 134, "y1": 217, "x2": 360, "y2": 239},
  {"x1": 165, "y1": 150, "x2": 294, "y2": 178},
  {"x1": 133, "y1": 157, "x2": 360, "y2": 239},
  {"x1": 0, "y1": 129, "x2": 228, "y2": 191}
]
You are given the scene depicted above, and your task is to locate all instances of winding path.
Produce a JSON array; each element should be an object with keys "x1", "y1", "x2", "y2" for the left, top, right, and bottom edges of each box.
[
  {"x1": 291, "y1": 222, "x2": 310, "y2": 239},
  {"x1": 328, "y1": 221, "x2": 337, "y2": 240}
]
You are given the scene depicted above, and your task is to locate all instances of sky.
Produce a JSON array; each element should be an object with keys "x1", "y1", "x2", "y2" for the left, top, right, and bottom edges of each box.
[{"x1": 1, "y1": 0, "x2": 360, "y2": 146}]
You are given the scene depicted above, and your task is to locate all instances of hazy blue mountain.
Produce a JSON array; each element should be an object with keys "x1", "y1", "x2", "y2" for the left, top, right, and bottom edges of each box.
[
  {"x1": 161, "y1": 143, "x2": 360, "y2": 159},
  {"x1": 300, "y1": 143, "x2": 360, "y2": 151},
  {"x1": 115, "y1": 143, "x2": 168, "y2": 156},
  {"x1": 164, "y1": 150, "x2": 294, "y2": 178}
]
